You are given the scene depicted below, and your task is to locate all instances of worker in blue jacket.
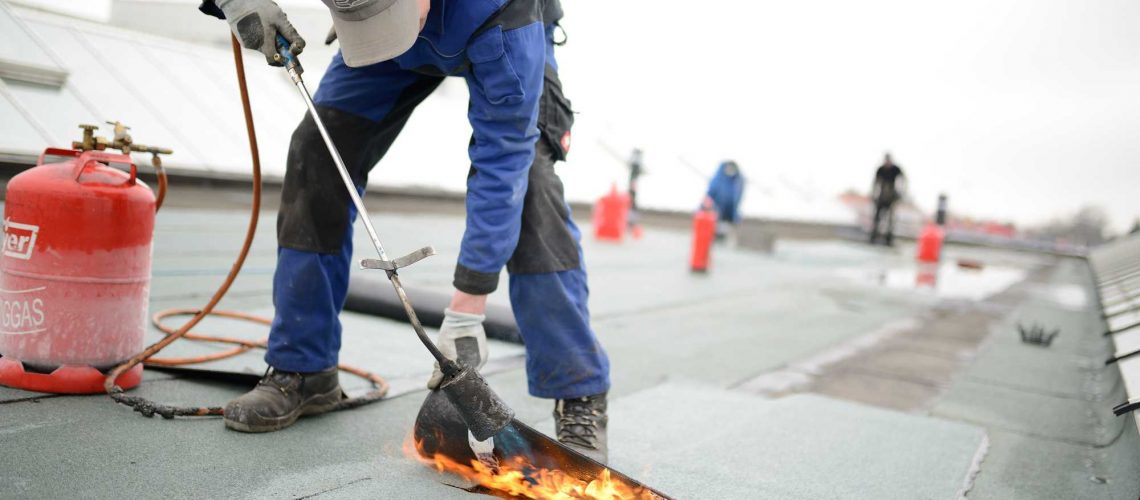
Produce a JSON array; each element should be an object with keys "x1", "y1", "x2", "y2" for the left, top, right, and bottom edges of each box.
[
  {"x1": 706, "y1": 160, "x2": 745, "y2": 239},
  {"x1": 202, "y1": 0, "x2": 610, "y2": 461}
]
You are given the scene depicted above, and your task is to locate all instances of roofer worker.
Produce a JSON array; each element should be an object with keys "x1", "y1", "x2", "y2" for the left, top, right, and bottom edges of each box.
[
  {"x1": 869, "y1": 153, "x2": 906, "y2": 246},
  {"x1": 201, "y1": 0, "x2": 611, "y2": 461},
  {"x1": 705, "y1": 160, "x2": 745, "y2": 241}
]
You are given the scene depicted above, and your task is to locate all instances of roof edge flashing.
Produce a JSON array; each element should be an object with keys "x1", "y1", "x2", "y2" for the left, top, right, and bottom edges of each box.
[{"x1": 0, "y1": 57, "x2": 68, "y2": 88}]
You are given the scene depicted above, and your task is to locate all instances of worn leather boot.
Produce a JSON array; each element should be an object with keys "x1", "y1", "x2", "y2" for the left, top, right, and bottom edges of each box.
[
  {"x1": 554, "y1": 392, "x2": 608, "y2": 463},
  {"x1": 224, "y1": 366, "x2": 343, "y2": 433}
]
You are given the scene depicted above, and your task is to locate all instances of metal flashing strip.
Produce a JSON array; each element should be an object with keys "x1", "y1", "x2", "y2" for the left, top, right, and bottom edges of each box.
[
  {"x1": 1113, "y1": 398, "x2": 1139, "y2": 417},
  {"x1": 1105, "y1": 319, "x2": 1140, "y2": 337},
  {"x1": 1089, "y1": 234, "x2": 1140, "y2": 431},
  {"x1": 0, "y1": 150, "x2": 39, "y2": 166},
  {"x1": 0, "y1": 58, "x2": 67, "y2": 87},
  {"x1": 0, "y1": 1, "x2": 68, "y2": 80},
  {"x1": 1106, "y1": 348, "x2": 1140, "y2": 366}
]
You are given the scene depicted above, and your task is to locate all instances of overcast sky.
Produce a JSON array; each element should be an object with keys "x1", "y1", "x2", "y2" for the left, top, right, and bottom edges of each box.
[
  {"x1": 17, "y1": 0, "x2": 1140, "y2": 232},
  {"x1": 553, "y1": 0, "x2": 1140, "y2": 231}
]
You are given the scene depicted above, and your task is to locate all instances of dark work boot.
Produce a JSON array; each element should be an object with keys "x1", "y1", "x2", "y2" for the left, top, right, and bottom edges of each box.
[
  {"x1": 554, "y1": 392, "x2": 608, "y2": 463},
  {"x1": 223, "y1": 366, "x2": 343, "y2": 433}
]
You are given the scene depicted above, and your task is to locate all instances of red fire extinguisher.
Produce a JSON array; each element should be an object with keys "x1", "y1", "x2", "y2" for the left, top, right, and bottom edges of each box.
[
  {"x1": 915, "y1": 222, "x2": 945, "y2": 288},
  {"x1": 593, "y1": 183, "x2": 630, "y2": 242},
  {"x1": 690, "y1": 198, "x2": 718, "y2": 273},
  {"x1": 0, "y1": 147, "x2": 156, "y2": 393}
]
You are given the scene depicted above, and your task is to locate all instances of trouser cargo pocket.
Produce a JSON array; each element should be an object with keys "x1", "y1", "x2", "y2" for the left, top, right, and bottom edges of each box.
[{"x1": 538, "y1": 64, "x2": 574, "y2": 162}]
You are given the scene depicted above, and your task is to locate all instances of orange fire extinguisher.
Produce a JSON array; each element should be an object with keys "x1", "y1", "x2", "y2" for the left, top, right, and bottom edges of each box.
[
  {"x1": 593, "y1": 183, "x2": 630, "y2": 242},
  {"x1": 691, "y1": 198, "x2": 717, "y2": 273},
  {"x1": 915, "y1": 222, "x2": 945, "y2": 288}
]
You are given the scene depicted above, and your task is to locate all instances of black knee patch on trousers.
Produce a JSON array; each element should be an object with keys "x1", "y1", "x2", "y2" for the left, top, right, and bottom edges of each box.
[
  {"x1": 278, "y1": 60, "x2": 578, "y2": 282},
  {"x1": 278, "y1": 76, "x2": 444, "y2": 254},
  {"x1": 505, "y1": 140, "x2": 580, "y2": 275},
  {"x1": 504, "y1": 66, "x2": 579, "y2": 275},
  {"x1": 279, "y1": 108, "x2": 381, "y2": 253}
]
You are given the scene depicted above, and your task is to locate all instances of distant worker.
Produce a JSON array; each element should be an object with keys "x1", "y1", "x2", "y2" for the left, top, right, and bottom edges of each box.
[
  {"x1": 869, "y1": 153, "x2": 906, "y2": 246},
  {"x1": 705, "y1": 160, "x2": 745, "y2": 240},
  {"x1": 935, "y1": 193, "x2": 948, "y2": 226},
  {"x1": 627, "y1": 148, "x2": 644, "y2": 234}
]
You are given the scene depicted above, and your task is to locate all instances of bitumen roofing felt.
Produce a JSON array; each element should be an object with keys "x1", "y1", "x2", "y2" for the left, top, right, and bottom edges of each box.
[{"x1": 0, "y1": 191, "x2": 1137, "y2": 499}]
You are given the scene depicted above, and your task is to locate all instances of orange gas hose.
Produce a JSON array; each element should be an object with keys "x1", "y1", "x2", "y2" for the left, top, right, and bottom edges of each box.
[
  {"x1": 153, "y1": 157, "x2": 167, "y2": 211},
  {"x1": 103, "y1": 35, "x2": 388, "y2": 418},
  {"x1": 143, "y1": 308, "x2": 264, "y2": 366}
]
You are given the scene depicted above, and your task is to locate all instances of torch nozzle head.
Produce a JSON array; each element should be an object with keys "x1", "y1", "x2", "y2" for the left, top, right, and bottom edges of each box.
[{"x1": 439, "y1": 364, "x2": 515, "y2": 441}]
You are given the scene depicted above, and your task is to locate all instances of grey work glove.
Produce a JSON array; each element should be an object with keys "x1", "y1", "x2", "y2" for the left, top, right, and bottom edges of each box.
[
  {"x1": 215, "y1": 0, "x2": 305, "y2": 66},
  {"x1": 426, "y1": 308, "x2": 489, "y2": 390}
]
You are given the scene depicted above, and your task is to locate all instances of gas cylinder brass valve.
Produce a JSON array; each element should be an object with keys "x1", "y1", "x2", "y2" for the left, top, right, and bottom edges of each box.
[{"x1": 72, "y1": 122, "x2": 173, "y2": 167}]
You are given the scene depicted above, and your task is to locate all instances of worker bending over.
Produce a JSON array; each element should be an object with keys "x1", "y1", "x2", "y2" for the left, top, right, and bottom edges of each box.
[
  {"x1": 705, "y1": 160, "x2": 745, "y2": 241},
  {"x1": 201, "y1": 0, "x2": 611, "y2": 462}
]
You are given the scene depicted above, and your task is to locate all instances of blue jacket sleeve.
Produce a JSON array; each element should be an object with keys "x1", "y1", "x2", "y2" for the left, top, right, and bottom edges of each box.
[{"x1": 453, "y1": 23, "x2": 547, "y2": 295}]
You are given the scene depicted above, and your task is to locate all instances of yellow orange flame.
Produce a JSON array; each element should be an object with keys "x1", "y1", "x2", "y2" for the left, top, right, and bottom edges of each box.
[{"x1": 404, "y1": 434, "x2": 661, "y2": 499}]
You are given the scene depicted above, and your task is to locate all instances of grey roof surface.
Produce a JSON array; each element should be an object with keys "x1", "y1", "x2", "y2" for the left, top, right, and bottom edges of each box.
[
  {"x1": 930, "y1": 254, "x2": 1140, "y2": 499},
  {"x1": 594, "y1": 384, "x2": 986, "y2": 499},
  {"x1": 0, "y1": 189, "x2": 1137, "y2": 498}
]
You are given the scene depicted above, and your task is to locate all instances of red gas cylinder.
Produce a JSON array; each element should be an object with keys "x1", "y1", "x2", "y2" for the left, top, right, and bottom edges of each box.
[
  {"x1": 690, "y1": 203, "x2": 717, "y2": 273},
  {"x1": 0, "y1": 148, "x2": 154, "y2": 393},
  {"x1": 915, "y1": 222, "x2": 945, "y2": 288},
  {"x1": 593, "y1": 184, "x2": 630, "y2": 242}
]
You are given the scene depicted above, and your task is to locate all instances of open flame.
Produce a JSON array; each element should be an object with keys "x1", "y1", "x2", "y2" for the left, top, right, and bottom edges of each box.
[{"x1": 404, "y1": 434, "x2": 662, "y2": 499}]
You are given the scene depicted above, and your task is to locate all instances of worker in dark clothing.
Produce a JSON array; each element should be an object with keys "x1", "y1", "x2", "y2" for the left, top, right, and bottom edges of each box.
[
  {"x1": 706, "y1": 160, "x2": 745, "y2": 240},
  {"x1": 627, "y1": 148, "x2": 644, "y2": 233},
  {"x1": 869, "y1": 153, "x2": 906, "y2": 246},
  {"x1": 202, "y1": 0, "x2": 610, "y2": 462},
  {"x1": 935, "y1": 193, "x2": 948, "y2": 226}
]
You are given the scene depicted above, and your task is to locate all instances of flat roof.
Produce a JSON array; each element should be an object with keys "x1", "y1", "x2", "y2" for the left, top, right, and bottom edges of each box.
[{"x1": 0, "y1": 184, "x2": 1136, "y2": 498}]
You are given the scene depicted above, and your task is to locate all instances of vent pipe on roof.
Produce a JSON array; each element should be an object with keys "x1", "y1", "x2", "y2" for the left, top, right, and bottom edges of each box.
[{"x1": 0, "y1": 58, "x2": 68, "y2": 87}]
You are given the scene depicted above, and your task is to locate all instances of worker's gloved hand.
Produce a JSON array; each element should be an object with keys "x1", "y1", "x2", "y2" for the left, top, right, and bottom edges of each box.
[
  {"x1": 426, "y1": 308, "x2": 489, "y2": 390},
  {"x1": 215, "y1": 0, "x2": 305, "y2": 66}
]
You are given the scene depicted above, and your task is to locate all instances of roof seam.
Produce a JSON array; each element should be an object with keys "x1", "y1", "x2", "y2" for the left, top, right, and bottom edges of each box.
[
  {"x1": 0, "y1": 76, "x2": 58, "y2": 146},
  {"x1": 11, "y1": 4, "x2": 232, "y2": 62},
  {"x1": 0, "y1": 1, "x2": 67, "y2": 71},
  {"x1": 70, "y1": 28, "x2": 213, "y2": 169},
  {"x1": 10, "y1": 16, "x2": 111, "y2": 126},
  {"x1": 133, "y1": 41, "x2": 247, "y2": 156}
]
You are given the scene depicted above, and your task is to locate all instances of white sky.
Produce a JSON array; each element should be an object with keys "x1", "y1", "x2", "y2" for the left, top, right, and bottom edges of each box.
[
  {"x1": 554, "y1": 0, "x2": 1140, "y2": 232},
  {"x1": 15, "y1": 0, "x2": 1140, "y2": 232}
]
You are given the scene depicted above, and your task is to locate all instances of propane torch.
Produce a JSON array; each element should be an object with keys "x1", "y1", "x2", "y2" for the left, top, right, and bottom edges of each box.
[{"x1": 271, "y1": 36, "x2": 510, "y2": 468}]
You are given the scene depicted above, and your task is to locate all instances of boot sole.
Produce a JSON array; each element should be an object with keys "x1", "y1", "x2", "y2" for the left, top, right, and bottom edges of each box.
[{"x1": 224, "y1": 386, "x2": 343, "y2": 433}]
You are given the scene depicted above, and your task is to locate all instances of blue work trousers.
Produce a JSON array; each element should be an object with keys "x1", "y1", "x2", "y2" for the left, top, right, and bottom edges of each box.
[{"x1": 266, "y1": 32, "x2": 608, "y2": 399}]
